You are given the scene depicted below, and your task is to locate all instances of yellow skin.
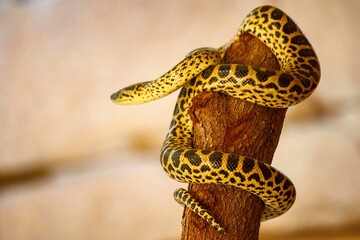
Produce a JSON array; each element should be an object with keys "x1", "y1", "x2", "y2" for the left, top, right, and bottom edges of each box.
[{"x1": 111, "y1": 5, "x2": 320, "y2": 234}]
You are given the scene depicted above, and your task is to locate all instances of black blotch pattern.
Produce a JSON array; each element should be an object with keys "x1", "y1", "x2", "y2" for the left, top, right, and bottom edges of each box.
[
  {"x1": 180, "y1": 163, "x2": 192, "y2": 174},
  {"x1": 218, "y1": 65, "x2": 231, "y2": 78},
  {"x1": 289, "y1": 85, "x2": 303, "y2": 94},
  {"x1": 184, "y1": 150, "x2": 201, "y2": 166},
  {"x1": 278, "y1": 73, "x2": 294, "y2": 87},
  {"x1": 200, "y1": 165, "x2": 211, "y2": 172},
  {"x1": 209, "y1": 152, "x2": 223, "y2": 168},
  {"x1": 248, "y1": 173, "x2": 261, "y2": 182},
  {"x1": 242, "y1": 157, "x2": 255, "y2": 173},
  {"x1": 201, "y1": 66, "x2": 215, "y2": 79},
  {"x1": 260, "y1": 5, "x2": 272, "y2": 12},
  {"x1": 271, "y1": 8, "x2": 284, "y2": 20},
  {"x1": 171, "y1": 149, "x2": 183, "y2": 167},
  {"x1": 242, "y1": 78, "x2": 255, "y2": 86},
  {"x1": 298, "y1": 49, "x2": 316, "y2": 57},
  {"x1": 234, "y1": 172, "x2": 246, "y2": 182},
  {"x1": 265, "y1": 83, "x2": 279, "y2": 90},
  {"x1": 308, "y1": 59, "x2": 320, "y2": 70},
  {"x1": 209, "y1": 76, "x2": 218, "y2": 85},
  {"x1": 275, "y1": 174, "x2": 284, "y2": 184},
  {"x1": 283, "y1": 179, "x2": 291, "y2": 190},
  {"x1": 259, "y1": 164, "x2": 272, "y2": 180},
  {"x1": 219, "y1": 170, "x2": 229, "y2": 178},
  {"x1": 254, "y1": 68, "x2": 276, "y2": 82},
  {"x1": 226, "y1": 155, "x2": 239, "y2": 171},
  {"x1": 162, "y1": 148, "x2": 172, "y2": 166},
  {"x1": 201, "y1": 149, "x2": 211, "y2": 155},
  {"x1": 291, "y1": 35, "x2": 310, "y2": 45},
  {"x1": 283, "y1": 18, "x2": 297, "y2": 34},
  {"x1": 235, "y1": 65, "x2": 249, "y2": 78}
]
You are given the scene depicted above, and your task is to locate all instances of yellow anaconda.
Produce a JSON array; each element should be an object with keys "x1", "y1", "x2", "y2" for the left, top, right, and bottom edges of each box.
[{"x1": 111, "y1": 5, "x2": 320, "y2": 233}]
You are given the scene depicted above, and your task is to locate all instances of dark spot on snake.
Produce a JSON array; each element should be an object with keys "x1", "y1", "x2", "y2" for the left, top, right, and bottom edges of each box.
[
  {"x1": 278, "y1": 73, "x2": 294, "y2": 87},
  {"x1": 172, "y1": 105, "x2": 179, "y2": 116},
  {"x1": 261, "y1": 13, "x2": 269, "y2": 24},
  {"x1": 297, "y1": 73, "x2": 311, "y2": 88},
  {"x1": 201, "y1": 66, "x2": 215, "y2": 79},
  {"x1": 218, "y1": 64, "x2": 231, "y2": 78},
  {"x1": 219, "y1": 170, "x2": 229, "y2": 178},
  {"x1": 284, "y1": 190, "x2": 292, "y2": 200},
  {"x1": 264, "y1": 83, "x2": 279, "y2": 90},
  {"x1": 254, "y1": 68, "x2": 276, "y2": 82},
  {"x1": 283, "y1": 179, "x2": 291, "y2": 190},
  {"x1": 209, "y1": 152, "x2": 223, "y2": 168},
  {"x1": 300, "y1": 63, "x2": 315, "y2": 73},
  {"x1": 289, "y1": 85, "x2": 303, "y2": 94},
  {"x1": 271, "y1": 8, "x2": 283, "y2": 20},
  {"x1": 309, "y1": 59, "x2": 320, "y2": 69},
  {"x1": 201, "y1": 149, "x2": 211, "y2": 155},
  {"x1": 179, "y1": 99, "x2": 186, "y2": 112},
  {"x1": 248, "y1": 173, "x2": 261, "y2": 182},
  {"x1": 235, "y1": 65, "x2": 249, "y2": 78},
  {"x1": 228, "y1": 76, "x2": 238, "y2": 84},
  {"x1": 209, "y1": 76, "x2": 218, "y2": 84},
  {"x1": 184, "y1": 150, "x2": 201, "y2": 166},
  {"x1": 187, "y1": 87, "x2": 193, "y2": 96},
  {"x1": 260, "y1": 5, "x2": 272, "y2": 12},
  {"x1": 190, "y1": 203, "x2": 196, "y2": 210},
  {"x1": 161, "y1": 148, "x2": 172, "y2": 166},
  {"x1": 180, "y1": 163, "x2": 192, "y2": 174},
  {"x1": 210, "y1": 171, "x2": 218, "y2": 177},
  {"x1": 242, "y1": 157, "x2": 254, "y2": 173},
  {"x1": 274, "y1": 186, "x2": 281, "y2": 192},
  {"x1": 275, "y1": 31, "x2": 281, "y2": 38},
  {"x1": 200, "y1": 165, "x2": 211, "y2": 172},
  {"x1": 259, "y1": 164, "x2": 272, "y2": 180},
  {"x1": 171, "y1": 149, "x2": 183, "y2": 167},
  {"x1": 242, "y1": 78, "x2": 255, "y2": 86},
  {"x1": 178, "y1": 87, "x2": 187, "y2": 98},
  {"x1": 205, "y1": 176, "x2": 213, "y2": 180},
  {"x1": 176, "y1": 114, "x2": 184, "y2": 121},
  {"x1": 282, "y1": 35, "x2": 289, "y2": 44},
  {"x1": 298, "y1": 48, "x2": 316, "y2": 57},
  {"x1": 226, "y1": 155, "x2": 239, "y2": 171},
  {"x1": 270, "y1": 22, "x2": 281, "y2": 30},
  {"x1": 283, "y1": 18, "x2": 297, "y2": 34},
  {"x1": 291, "y1": 35, "x2": 310, "y2": 45},
  {"x1": 275, "y1": 174, "x2": 285, "y2": 185},
  {"x1": 230, "y1": 177, "x2": 236, "y2": 184},
  {"x1": 267, "y1": 181, "x2": 273, "y2": 187},
  {"x1": 167, "y1": 164, "x2": 175, "y2": 173}
]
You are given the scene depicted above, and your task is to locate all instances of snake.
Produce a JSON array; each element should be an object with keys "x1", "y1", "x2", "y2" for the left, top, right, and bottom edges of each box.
[{"x1": 111, "y1": 5, "x2": 320, "y2": 234}]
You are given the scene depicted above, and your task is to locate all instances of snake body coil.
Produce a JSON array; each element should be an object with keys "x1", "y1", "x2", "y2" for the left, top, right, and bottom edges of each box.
[{"x1": 111, "y1": 6, "x2": 320, "y2": 233}]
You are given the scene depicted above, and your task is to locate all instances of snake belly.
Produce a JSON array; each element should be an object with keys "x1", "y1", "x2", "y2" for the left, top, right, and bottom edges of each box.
[{"x1": 111, "y1": 5, "x2": 320, "y2": 233}]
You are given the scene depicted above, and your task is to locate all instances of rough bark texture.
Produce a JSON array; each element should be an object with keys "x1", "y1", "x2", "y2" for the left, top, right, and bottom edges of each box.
[{"x1": 181, "y1": 33, "x2": 287, "y2": 239}]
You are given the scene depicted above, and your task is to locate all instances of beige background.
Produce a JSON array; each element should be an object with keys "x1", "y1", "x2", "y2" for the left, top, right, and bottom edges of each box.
[{"x1": 1, "y1": 0, "x2": 360, "y2": 239}]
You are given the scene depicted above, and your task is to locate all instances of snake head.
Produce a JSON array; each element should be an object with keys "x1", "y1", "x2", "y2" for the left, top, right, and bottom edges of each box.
[{"x1": 111, "y1": 81, "x2": 150, "y2": 105}]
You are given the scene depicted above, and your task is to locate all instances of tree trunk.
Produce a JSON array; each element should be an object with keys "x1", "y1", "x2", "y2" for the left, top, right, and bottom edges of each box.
[{"x1": 181, "y1": 33, "x2": 287, "y2": 239}]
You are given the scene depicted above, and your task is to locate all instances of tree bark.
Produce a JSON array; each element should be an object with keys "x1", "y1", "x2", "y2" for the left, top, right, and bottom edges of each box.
[{"x1": 181, "y1": 33, "x2": 287, "y2": 239}]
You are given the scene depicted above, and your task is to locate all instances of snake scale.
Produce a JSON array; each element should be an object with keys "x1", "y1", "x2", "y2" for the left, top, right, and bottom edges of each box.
[{"x1": 111, "y1": 5, "x2": 320, "y2": 233}]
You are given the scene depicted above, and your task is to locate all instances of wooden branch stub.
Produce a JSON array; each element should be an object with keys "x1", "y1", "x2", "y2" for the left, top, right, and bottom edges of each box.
[{"x1": 181, "y1": 33, "x2": 287, "y2": 239}]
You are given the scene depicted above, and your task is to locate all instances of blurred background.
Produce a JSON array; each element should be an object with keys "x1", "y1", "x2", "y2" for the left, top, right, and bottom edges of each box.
[{"x1": 0, "y1": 0, "x2": 359, "y2": 239}]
